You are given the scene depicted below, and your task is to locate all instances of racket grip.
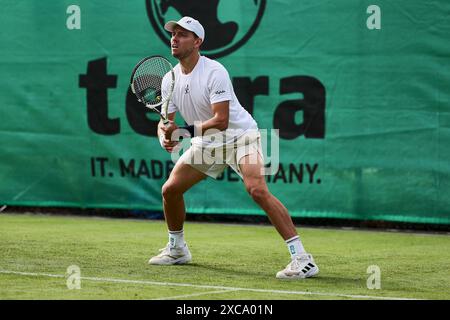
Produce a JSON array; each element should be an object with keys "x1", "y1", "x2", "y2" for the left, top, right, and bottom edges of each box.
[{"x1": 162, "y1": 119, "x2": 169, "y2": 127}]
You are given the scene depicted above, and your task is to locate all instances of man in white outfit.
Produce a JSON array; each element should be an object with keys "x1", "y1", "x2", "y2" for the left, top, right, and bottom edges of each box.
[{"x1": 148, "y1": 16, "x2": 319, "y2": 279}]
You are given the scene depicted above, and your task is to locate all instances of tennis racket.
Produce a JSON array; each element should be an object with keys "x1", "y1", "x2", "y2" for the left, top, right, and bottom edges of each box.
[{"x1": 130, "y1": 55, "x2": 175, "y2": 126}]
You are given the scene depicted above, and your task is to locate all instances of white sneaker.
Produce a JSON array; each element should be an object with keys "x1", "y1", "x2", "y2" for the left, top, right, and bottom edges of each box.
[
  {"x1": 148, "y1": 243, "x2": 192, "y2": 265},
  {"x1": 276, "y1": 253, "x2": 319, "y2": 279}
]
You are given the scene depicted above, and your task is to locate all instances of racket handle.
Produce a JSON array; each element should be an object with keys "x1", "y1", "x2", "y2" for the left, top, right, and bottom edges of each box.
[{"x1": 162, "y1": 118, "x2": 169, "y2": 127}]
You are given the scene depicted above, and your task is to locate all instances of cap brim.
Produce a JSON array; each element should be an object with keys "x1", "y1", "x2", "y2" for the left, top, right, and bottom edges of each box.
[{"x1": 164, "y1": 21, "x2": 179, "y2": 33}]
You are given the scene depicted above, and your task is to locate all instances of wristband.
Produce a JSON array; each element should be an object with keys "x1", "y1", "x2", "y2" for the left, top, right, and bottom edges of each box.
[
  {"x1": 179, "y1": 125, "x2": 196, "y2": 137},
  {"x1": 159, "y1": 134, "x2": 165, "y2": 148}
]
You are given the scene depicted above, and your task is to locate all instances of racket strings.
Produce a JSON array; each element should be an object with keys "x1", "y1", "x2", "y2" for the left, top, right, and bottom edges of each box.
[{"x1": 132, "y1": 58, "x2": 171, "y2": 105}]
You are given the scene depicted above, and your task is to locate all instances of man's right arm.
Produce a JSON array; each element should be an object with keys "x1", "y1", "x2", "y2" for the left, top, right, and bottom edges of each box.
[
  {"x1": 157, "y1": 112, "x2": 176, "y2": 136},
  {"x1": 158, "y1": 112, "x2": 178, "y2": 152}
]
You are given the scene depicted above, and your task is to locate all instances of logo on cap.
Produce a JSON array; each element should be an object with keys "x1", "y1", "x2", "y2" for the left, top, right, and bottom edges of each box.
[{"x1": 146, "y1": 0, "x2": 266, "y2": 58}]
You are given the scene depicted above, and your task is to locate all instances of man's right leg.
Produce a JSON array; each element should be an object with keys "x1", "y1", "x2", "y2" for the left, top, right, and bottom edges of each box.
[
  {"x1": 149, "y1": 160, "x2": 207, "y2": 265},
  {"x1": 162, "y1": 161, "x2": 207, "y2": 231}
]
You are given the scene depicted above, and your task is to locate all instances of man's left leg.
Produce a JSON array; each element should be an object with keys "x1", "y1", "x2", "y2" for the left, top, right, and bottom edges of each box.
[{"x1": 239, "y1": 154, "x2": 319, "y2": 279}]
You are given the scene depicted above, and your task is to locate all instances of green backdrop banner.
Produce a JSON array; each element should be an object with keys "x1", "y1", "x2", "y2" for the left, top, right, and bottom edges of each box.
[{"x1": 1, "y1": 1, "x2": 449, "y2": 224}]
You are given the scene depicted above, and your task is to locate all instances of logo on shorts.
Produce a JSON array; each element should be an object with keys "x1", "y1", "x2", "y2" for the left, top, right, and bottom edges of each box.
[
  {"x1": 146, "y1": 0, "x2": 266, "y2": 58},
  {"x1": 215, "y1": 90, "x2": 225, "y2": 95}
]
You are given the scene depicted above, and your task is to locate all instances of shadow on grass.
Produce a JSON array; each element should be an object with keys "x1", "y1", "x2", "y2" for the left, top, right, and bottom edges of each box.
[
  {"x1": 148, "y1": 263, "x2": 364, "y2": 289},
  {"x1": 149, "y1": 262, "x2": 270, "y2": 279}
]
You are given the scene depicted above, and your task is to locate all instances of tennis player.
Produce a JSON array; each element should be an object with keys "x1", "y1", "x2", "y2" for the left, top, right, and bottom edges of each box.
[{"x1": 149, "y1": 16, "x2": 319, "y2": 279}]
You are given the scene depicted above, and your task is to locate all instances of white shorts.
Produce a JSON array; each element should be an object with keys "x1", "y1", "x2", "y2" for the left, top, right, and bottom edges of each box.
[{"x1": 179, "y1": 130, "x2": 263, "y2": 179}]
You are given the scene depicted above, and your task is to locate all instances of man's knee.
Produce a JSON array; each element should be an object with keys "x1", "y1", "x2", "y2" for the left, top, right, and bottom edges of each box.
[
  {"x1": 162, "y1": 181, "x2": 183, "y2": 200},
  {"x1": 246, "y1": 184, "x2": 270, "y2": 203}
]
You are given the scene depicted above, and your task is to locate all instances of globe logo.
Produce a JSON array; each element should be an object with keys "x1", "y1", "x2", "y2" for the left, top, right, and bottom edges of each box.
[{"x1": 146, "y1": 0, "x2": 266, "y2": 58}]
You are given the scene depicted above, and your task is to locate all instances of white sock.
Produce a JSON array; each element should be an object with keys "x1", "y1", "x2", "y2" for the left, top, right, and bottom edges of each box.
[
  {"x1": 285, "y1": 235, "x2": 306, "y2": 259},
  {"x1": 168, "y1": 230, "x2": 185, "y2": 248}
]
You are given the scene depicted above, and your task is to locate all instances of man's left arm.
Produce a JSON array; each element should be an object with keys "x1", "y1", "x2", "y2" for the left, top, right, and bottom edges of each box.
[
  {"x1": 163, "y1": 101, "x2": 229, "y2": 138},
  {"x1": 196, "y1": 101, "x2": 229, "y2": 134}
]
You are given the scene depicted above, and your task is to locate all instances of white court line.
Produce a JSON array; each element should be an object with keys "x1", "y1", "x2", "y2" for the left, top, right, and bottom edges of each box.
[
  {"x1": 0, "y1": 270, "x2": 420, "y2": 300},
  {"x1": 153, "y1": 289, "x2": 241, "y2": 300}
]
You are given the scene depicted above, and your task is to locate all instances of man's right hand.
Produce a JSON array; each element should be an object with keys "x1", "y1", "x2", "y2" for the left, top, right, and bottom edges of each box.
[{"x1": 159, "y1": 134, "x2": 179, "y2": 153}]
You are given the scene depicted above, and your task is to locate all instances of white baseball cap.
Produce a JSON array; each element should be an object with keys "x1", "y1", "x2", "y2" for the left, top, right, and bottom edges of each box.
[{"x1": 164, "y1": 16, "x2": 205, "y2": 41}]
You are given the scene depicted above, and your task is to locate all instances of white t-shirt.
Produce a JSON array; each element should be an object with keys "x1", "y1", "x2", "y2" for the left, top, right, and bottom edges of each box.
[{"x1": 162, "y1": 56, "x2": 257, "y2": 147}]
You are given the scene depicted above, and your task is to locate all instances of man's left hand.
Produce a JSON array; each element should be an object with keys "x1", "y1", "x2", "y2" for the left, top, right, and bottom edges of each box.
[{"x1": 161, "y1": 120, "x2": 179, "y2": 140}]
